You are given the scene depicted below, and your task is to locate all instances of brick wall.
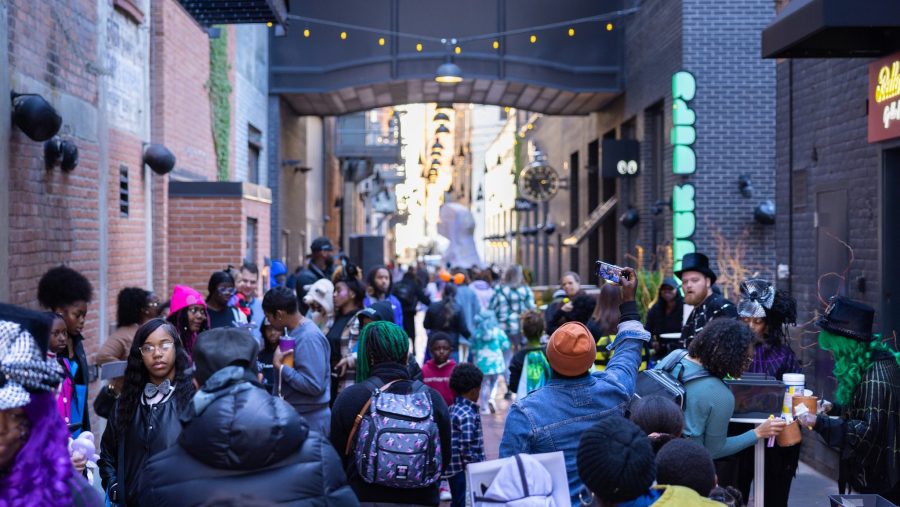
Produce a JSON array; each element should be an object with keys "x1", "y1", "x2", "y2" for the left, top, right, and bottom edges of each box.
[
  {"x1": 234, "y1": 25, "x2": 269, "y2": 186},
  {"x1": 168, "y1": 196, "x2": 244, "y2": 294}
]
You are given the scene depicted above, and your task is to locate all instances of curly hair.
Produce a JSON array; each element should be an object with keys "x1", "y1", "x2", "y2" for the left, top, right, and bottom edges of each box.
[
  {"x1": 819, "y1": 330, "x2": 900, "y2": 405},
  {"x1": 366, "y1": 265, "x2": 393, "y2": 298},
  {"x1": 628, "y1": 395, "x2": 684, "y2": 453},
  {"x1": 37, "y1": 265, "x2": 93, "y2": 310},
  {"x1": 688, "y1": 318, "x2": 754, "y2": 379},
  {"x1": 115, "y1": 319, "x2": 195, "y2": 435},
  {"x1": 116, "y1": 287, "x2": 151, "y2": 328},
  {"x1": 450, "y1": 362, "x2": 483, "y2": 395},
  {"x1": 356, "y1": 321, "x2": 409, "y2": 382},
  {"x1": 762, "y1": 289, "x2": 798, "y2": 347}
]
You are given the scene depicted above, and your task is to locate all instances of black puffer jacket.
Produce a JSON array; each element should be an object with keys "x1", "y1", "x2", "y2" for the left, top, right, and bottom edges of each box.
[{"x1": 137, "y1": 367, "x2": 358, "y2": 507}]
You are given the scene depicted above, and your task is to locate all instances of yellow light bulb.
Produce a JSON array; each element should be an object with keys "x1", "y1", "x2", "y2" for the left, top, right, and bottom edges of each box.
[
  {"x1": 416, "y1": 43, "x2": 423, "y2": 52},
  {"x1": 303, "y1": 28, "x2": 310, "y2": 38},
  {"x1": 530, "y1": 34, "x2": 537, "y2": 44},
  {"x1": 504, "y1": 106, "x2": 510, "y2": 113},
  {"x1": 606, "y1": 23, "x2": 614, "y2": 31},
  {"x1": 568, "y1": 27, "x2": 575, "y2": 37},
  {"x1": 378, "y1": 37, "x2": 385, "y2": 46},
  {"x1": 455, "y1": 46, "x2": 461, "y2": 55},
  {"x1": 492, "y1": 40, "x2": 499, "y2": 49},
  {"x1": 340, "y1": 31, "x2": 348, "y2": 40},
  {"x1": 266, "y1": 22, "x2": 273, "y2": 28},
  {"x1": 527, "y1": 124, "x2": 534, "y2": 130}
]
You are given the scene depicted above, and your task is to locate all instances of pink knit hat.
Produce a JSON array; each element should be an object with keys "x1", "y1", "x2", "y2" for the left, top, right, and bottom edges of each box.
[{"x1": 169, "y1": 285, "x2": 206, "y2": 315}]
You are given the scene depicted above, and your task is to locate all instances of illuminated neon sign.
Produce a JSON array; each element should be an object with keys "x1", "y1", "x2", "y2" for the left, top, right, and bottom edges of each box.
[
  {"x1": 869, "y1": 53, "x2": 900, "y2": 143},
  {"x1": 672, "y1": 71, "x2": 696, "y2": 272}
]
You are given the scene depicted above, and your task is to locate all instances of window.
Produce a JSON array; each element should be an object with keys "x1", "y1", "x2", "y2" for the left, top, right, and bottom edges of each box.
[
  {"x1": 119, "y1": 165, "x2": 129, "y2": 218},
  {"x1": 246, "y1": 218, "x2": 257, "y2": 264},
  {"x1": 248, "y1": 124, "x2": 262, "y2": 184}
]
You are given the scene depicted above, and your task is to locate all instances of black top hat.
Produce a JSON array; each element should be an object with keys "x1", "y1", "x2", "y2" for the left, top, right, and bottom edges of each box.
[
  {"x1": 816, "y1": 296, "x2": 874, "y2": 342},
  {"x1": 675, "y1": 253, "x2": 717, "y2": 284}
]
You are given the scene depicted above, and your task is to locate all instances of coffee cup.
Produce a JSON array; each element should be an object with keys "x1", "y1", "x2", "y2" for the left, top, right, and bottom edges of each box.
[
  {"x1": 776, "y1": 419, "x2": 802, "y2": 447},
  {"x1": 279, "y1": 337, "x2": 295, "y2": 368},
  {"x1": 792, "y1": 395, "x2": 817, "y2": 418}
]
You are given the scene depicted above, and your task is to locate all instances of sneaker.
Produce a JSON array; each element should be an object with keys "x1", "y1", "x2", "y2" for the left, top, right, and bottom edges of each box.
[
  {"x1": 440, "y1": 480, "x2": 452, "y2": 501},
  {"x1": 488, "y1": 399, "x2": 497, "y2": 414}
]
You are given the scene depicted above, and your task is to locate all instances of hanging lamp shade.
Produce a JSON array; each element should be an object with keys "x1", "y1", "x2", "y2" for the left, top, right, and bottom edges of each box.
[
  {"x1": 435, "y1": 61, "x2": 463, "y2": 83},
  {"x1": 433, "y1": 112, "x2": 450, "y2": 122},
  {"x1": 435, "y1": 124, "x2": 451, "y2": 135},
  {"x1": 432, "y1": 141, "x2": 444, "y2": 150}
]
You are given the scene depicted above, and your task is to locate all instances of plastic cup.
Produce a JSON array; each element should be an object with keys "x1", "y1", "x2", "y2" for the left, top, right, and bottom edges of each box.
[{"x1": 279, "y1": 337, "x2": 295, "y2": 368}]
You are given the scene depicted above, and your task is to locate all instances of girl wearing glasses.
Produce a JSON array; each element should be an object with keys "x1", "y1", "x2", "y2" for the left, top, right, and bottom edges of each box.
[
  {"x1": 98, "y1": 319, "x2": 195, "y2": 506},
  {"x1": 166, "y1": 285, "x2": 209, "y2": 357},
  {"x1": 205, "y1": 271, "x2": 248, "y2": 330}
]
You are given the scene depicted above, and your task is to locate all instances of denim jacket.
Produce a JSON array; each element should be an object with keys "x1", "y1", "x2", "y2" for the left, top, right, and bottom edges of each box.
[{"x1": 499, "y1": 314, "x2": 649, "y2": 505}]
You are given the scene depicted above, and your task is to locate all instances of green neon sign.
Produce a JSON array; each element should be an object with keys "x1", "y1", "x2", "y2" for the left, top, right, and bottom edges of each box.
[{"x1": 672, "y1": 71, "x2": 696, "y2": 272}]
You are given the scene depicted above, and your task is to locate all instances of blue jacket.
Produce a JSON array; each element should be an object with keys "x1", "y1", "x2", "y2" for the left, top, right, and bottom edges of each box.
[{"x1": 499, "y1": 310, "x2": 649, "y2": 504}]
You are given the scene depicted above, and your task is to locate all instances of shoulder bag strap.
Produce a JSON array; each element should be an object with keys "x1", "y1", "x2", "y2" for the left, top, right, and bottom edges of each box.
[
  {"x1": 116, "y1": 427, "x2": 126, "y2": 504},
  {"x1": 344, "y1": 378, "x2": 403, "y2": 455}
]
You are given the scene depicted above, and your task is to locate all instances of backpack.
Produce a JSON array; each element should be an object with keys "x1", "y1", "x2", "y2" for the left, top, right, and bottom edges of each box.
[
  {"x1": 346, "y1": 378, "x2": 443, "y2": 488},
  {"x1": 633, "y1": 349, "x2": 710, "y2": 409},
  {"x1": 517, "y1": 349, "x2": 550, "y2": 398}
]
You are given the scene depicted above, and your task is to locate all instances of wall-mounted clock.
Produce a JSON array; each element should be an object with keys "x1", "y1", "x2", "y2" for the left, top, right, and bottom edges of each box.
[{"x1": 518, "y1": 163, "x2": 559, "y2": 202}]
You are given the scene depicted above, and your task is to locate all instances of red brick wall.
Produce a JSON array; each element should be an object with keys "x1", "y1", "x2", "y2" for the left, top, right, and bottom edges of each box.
[{"x1": 244, "y1": 197, "x2": 272, "y2": 281}]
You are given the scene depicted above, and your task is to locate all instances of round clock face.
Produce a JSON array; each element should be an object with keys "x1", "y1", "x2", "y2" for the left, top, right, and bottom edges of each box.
[{"x1": 518, "y1": 164, "x2": 559, "y2": 202}]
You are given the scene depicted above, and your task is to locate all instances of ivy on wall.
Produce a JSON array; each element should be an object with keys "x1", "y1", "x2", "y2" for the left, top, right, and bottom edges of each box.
[{"x1": 208, "y1": 28, "x2": 232, "y2": 181}]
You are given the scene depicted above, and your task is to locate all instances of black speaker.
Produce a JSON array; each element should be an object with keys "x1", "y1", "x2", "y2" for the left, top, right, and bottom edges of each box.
[{"x1": 348, "y1": 234, "x2": 385, "y2": 276}]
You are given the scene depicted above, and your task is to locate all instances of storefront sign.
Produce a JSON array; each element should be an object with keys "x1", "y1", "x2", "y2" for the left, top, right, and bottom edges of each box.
[
  {"x1": 869, "y1": 52, "x2": 900, "y2": 143},
  {"x1": 672, "y1": 71, "x2": 696, "y2": 272},
  {"x1": 601, "y1": 139, "x2": 641, "y2": 178}
]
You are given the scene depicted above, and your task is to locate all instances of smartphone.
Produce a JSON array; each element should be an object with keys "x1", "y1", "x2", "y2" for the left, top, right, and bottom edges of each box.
[{"x1": 595, "y1": 261, "x2": 624, "y2": 285}]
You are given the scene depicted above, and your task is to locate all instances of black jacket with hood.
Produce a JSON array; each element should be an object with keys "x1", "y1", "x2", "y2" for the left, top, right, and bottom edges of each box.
[{"x1": 137, "y1": 366, "x2": 357, "y2": 507}]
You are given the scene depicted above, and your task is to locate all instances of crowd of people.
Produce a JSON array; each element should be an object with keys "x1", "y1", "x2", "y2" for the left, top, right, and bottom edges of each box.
[{"x1": 1, "y1": 241, "x2": 899, "y2": 507}]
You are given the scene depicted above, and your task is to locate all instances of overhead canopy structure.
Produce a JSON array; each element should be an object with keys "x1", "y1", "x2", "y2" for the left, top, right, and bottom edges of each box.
[
  {"x1": 269, "y1": 0, "x2": 632, "y2": 115},
  {"x1": 762, "y1": 0, "x2": 900, "y2": 58},
  {"x1": 177, "y1": 0, "x2": 289, "y2": 26}
]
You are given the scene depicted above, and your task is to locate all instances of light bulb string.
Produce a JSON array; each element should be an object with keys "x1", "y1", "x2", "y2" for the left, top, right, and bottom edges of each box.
[{"x1": 285, "y1": 7, "x2": 637, "y2": 44}]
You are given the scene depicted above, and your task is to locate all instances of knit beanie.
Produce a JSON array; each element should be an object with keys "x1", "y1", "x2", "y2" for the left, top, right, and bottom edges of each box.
[
  {"x1": 546, "y1": 321, "x2": 596, "y2": 376},
  {"x1": 577, "y1": 416, "x2": 656, "y2": 503},
  {"x1": 655, "y1": 439, "x2": 716, "y2": 496}
]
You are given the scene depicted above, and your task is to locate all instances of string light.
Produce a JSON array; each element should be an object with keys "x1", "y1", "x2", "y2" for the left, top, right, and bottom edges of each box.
[
  {"x1": 303, "y1": 28, "x2": 310, "y2": 37},
  {"x1": 492, "y1": 40, "x2": 499, "y2": 49},
  {"x1": 378, "y1": 37, "x2": 385, "y2": 46},
  {"x1": 529, "y1": 34, "x2": 537, "y2": 44},
  {"x1": 568, "y1": 27, "x2": 575, "y2": 36},
  {"x1": 454, "y1": 46, "x2": 461, "y2": 55},
  {"x1": 504, "y1": 106, "x2": 511, "y2": 113},
  {"x1": 266, "y1": 22, "x2": 273, "y2": 28},
  {"x1": 416, "y1": 42, "x2": 423, "y2": 52},
  {"x1": 606, "y1": 23, "x2": 614, "y2": 31},
  {"x1": 340, "y1": 31, "x2": 348, "y2": 40}
]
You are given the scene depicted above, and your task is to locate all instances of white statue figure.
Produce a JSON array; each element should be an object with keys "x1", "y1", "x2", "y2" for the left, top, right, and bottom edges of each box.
[{"x1": 437, "y1": 201, "x2": 482, "y2": 269}]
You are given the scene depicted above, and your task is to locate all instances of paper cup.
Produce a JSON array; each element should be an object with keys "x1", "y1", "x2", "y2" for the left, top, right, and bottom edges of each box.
[
  {"x1": 776, "y1": 419, "x2": 802, "y2": 447},
  {"x1": 792, "y1": 395, "x2": 817, "y2": 417}
]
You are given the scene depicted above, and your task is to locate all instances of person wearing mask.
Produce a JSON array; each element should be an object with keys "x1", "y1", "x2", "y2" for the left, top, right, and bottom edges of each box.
[
  {"x1": 499, "y1": 267, "x2": 649, "y2": 504},
  {"x1": 256, "y1": 319, "x2": 282, "y2": 394},
  {"x1": 330, "y1": 321, "x2": 451, "y2": 506},
  {"x1": 99, "y1": 319, "x2": 195, "y2": 506},
  {"x1": 721, "y1": 278, "x2": 801, "y2": 506},
  {"x1": 165, "y1": 285, "x2": 209, "y2": 357},
  {"x1": 659, "y1": 319, "x2": 785, "y2": 460},
  {"x1": 328, "y1": 267, "x2": 366, "y2": 401},
  {"x1": 137, "y1": 328, "x2": 356, "y2": 506},
  {"x1": 797, "y1": 297, "x2": 900, "y2": 503},
  {"x1": 488, "y1": 265, "x2": 536, "y2": 397},
  {"x1": 392, "y1": 269, "x2": 432, "y2": 348},
  {"x1": 263, "y1": 286, "x2": 332, "y2": 436},
  {"x1": 576, "y1": 416, "x2": 723, "y2": 506},
  {"x1": 0, "y1": 305, "x2": 103, "y2": 507},
  {"x1": 95, "y1": 288, "x2": 161, "y2": 417},
  {"x1": 236, "y1": 262, "x2": 265, "y2": 345},
  {"x1": 294, "y1": 237, "x2": 336, "y2": 315},
  {"x1": 37, "y1": 265, "x2": 93, "y2": 436},
  {"x1": 205, "y1": 271, "x2": 248, "y2": 329},
  {"x1": 364, "y1": 265, "x2": 404, "y2": 329},
  {"x1": 302, "y1": 278, "x2": 335, "y2": 333},
  {"x1": 677, "y1": 253, "x2": 737, "y2": 345},
  {"x1": 424, "y1": 283, "x2": 471, "y2": 361},
  {"x1": 545, "y1": 272, "x2": 596, "y2": 335},
  {"x1": 644, "y1": 277, "x2": 684, "y2": 357}
]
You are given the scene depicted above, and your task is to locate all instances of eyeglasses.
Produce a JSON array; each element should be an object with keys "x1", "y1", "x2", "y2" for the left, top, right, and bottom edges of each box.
[
  {"x1": 217, "y1": 287, "x2": 236, "y2": 296},
  {"x1": 187, "y1": 307, "x2": 206, "y2": 316},
  {"x1": 140, "y1": 341, "x2": 175, "y2": 356},
  {"x1": 146, "y1": 301, "x2": 160, "y2": 308}
]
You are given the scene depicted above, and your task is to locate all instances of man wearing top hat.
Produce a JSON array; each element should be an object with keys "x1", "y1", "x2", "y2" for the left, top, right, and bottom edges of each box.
[
  {"x1": 677, "y1": 252, "x2": 737, "y2": 345},
  {"x1": 797, "y1": 296, "x2": 900, "y2": 502}
]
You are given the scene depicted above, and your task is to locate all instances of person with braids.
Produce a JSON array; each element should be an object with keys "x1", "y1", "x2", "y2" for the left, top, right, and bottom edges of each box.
[
  {"x1": 98, "y1": 319, "x2": 195, "y2": 506},
  {"x1": 330, "y1": 321, "x2": 451, "y2": 506},
  {"x1": 718, "y1": 278, "x2": 802, "y2": 506},
  {"x1": 796, "y1": 297, "x2": 900, "y2": 502},
  {"x1": 0, "y1": 304, "x2": 103, "y2": 507},
  {"x1": 37, "y1": 265, "x2": 94, "y2": 436},
  {"x1": 166, "y1": 285, "x2": 209, "y2": 357},
  {"x1": 661, "y1": 319, "x2": 785, "y2": 460}
]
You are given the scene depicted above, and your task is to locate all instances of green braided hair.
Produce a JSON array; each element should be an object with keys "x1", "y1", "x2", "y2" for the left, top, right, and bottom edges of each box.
[
  {"x1": 355, "y1": 321, "x2": 410, "y2": 382},
  {"x1": 818, "y1": 330, "x2": 900, "y2": 405}
]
